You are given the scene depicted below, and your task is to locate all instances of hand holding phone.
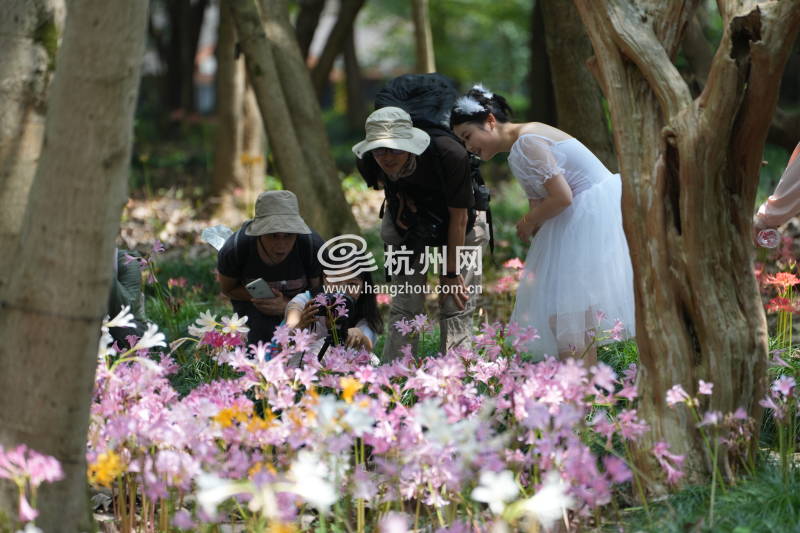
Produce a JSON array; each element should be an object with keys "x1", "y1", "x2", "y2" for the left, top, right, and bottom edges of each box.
[{"x1": 245, "y1": 278, "x2": 276, "y2": 299}]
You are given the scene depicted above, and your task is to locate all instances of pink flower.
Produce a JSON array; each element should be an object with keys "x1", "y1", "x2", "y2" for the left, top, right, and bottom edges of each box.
[
  {"x1": 152, "y1": 240, "x2": 166, "y2": 254},
  {"x1": 666, "y1": 384, "x2": 690, "y2": 406},
  {"x1": 603, "y1": 456, "x2": 632, "y2": 484},
  {"x1": 376, "y1": 293, "x2": 392, "y2": 306},
  {"x1": 771, "y1": 376, "x2": 796, "y2": 397},
  {"x1": 168, "y1": 277, "x2": 188, "y2": 289},
  {"x1": 698, "y1": 380, "x2": 713, "y2": 395},
  {"x1": 697, "y1": 410, "x2": 722, "y2": 427},
  {"x1": 502, "y1": 258, "x2": 524, "y2": 270},
  {"x1": 394, "y1": 319, "x2": 414, "y2": 336},
  {"x1": 652, "y1": 442, "x2": 685, "y2": 486},
  {"x1": 18, "y1": 493, "x2": 38, "y2": 522},
  {"x1": 606, "y1": 319, "x2": 626, "y2": 341}
]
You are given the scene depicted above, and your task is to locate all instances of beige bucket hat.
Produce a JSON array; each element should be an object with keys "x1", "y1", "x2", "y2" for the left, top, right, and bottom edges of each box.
[
  {"x1": 352, "y1": 107, "x2": 431, "y2": 159},
  {"x1": 245, "y1": 190, "x2": 311, "y2": 236}
]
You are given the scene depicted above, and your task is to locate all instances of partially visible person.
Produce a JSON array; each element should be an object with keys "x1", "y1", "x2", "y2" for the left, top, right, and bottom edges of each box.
[
  {"x1": 353, "y1": 106, "x2": 489, "y2": 362},
  {"x1": 107, "y1": 248, "x2": 147, "y2": 346},
  {"x1": 753, "y1": 142, "x2": 800, "y2": 241},
  {"x1": 451, "y1": 85, "x2": 635, "y2": 360},
  {"x1": 217, "y1": 190, "x2": 324, "y2": 345},
  {"x1": 284, "y1": 251, "x2": 383, "y2": 360}
]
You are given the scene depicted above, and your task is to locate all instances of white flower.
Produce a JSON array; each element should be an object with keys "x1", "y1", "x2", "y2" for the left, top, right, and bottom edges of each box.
[
  {"x1": 471, "y1": 470, "x2": 519, "y2": 514},
  {"x1": 97, "y1": 330, "x2": 115, "y2": 359},
  {"x1": 221, "y1": 313, "x2": 249, "y2": 334},
  {"x1": 288, "y1": 450, "x2": 338, "y2": 513},
  {"x1": 195, "y1": 473, "x2": 250, "y2": 517},
  {"x1": 16, "y1": 524, "x2": 43, "y2": 533},
  {"x1": 379, "y1": 512, "x2": 409, "y2": 533},
  {"x1": 194, "y1": 310, "x2": 218, "y2": 333},
  {"x1": 187, "y1": 324, "x2": 206, "y2": 338},
  {"x1": 131, "y1": 323, "x2": 166, "y2": 351},
  {"x1": 104, "y1": 305, "x2": 136, "y2": 330},
  {"x1": 453, "y1": 95, "x2": 485, "y2": 115},
  {"x1": 342, "y1": 403, "x2": 375, "y2": 436},
  {"x1": 520, "y1": 471, "x2": 574, "y2": 531}
]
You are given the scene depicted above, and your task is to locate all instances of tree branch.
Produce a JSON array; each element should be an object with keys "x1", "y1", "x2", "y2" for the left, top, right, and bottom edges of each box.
[{"x1": 604, "y1": 0, "x2": 692, "y2": 121}]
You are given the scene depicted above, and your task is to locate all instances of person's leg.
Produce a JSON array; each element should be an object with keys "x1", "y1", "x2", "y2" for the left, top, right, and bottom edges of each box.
[
  {"x1": 439, "y1": 213, "x2": 489, "y2": 355},
  {"x1": 381, "y1": 256, "x2": 426, "y2": 362}
]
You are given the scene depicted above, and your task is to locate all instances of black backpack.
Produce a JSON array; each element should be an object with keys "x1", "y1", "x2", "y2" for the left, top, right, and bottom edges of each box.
[{"x1": 365, "y1": 73, "x2": 494, "y2": 252}]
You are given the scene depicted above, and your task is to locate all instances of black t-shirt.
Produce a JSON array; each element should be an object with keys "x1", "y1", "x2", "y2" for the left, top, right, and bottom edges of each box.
[
  {"x1": 217, "y1": 227, "x2": 324, "y2": 344},
  {"x1": 358, "y1": 133, "x2": 475, "y2": 218}
]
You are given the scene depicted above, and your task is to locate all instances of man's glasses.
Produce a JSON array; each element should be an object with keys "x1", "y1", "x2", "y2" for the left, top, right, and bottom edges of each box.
[{"x1": 371, "y1": 147, "x2": 406, "y2": 156}]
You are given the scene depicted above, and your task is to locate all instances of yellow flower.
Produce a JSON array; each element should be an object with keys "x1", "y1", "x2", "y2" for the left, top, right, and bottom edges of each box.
[
  {"x1": 340, "y1": 377, "x2": 363, "y2": 404},
  {"x1": 269, "y1": 522, "x2": 297, "y2": 533},
  {"x1": 213, "y1": 406, "x2": 249, "y2": 428},
  {"x1": 88, "y1": 451, "x2": 124, "y2": 488}
]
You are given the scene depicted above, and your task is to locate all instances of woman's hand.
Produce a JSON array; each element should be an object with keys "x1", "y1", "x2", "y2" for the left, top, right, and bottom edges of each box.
[
  {"x1": 345, "y1": 328, "x2": 372, "y2": 351},
  {"x1": 516, "y1": 215, "x2": 538, "y2": 242}
]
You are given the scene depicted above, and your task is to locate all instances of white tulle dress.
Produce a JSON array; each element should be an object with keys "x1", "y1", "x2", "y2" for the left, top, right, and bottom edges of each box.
[{"x1": 508, "y1": 133, "x2": 635, "y2": 358}]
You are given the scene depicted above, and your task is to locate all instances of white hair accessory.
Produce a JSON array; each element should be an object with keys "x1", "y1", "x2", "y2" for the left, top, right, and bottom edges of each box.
[
  {"x1": 454, "y1": 95, "x2": 485, "y2": 116},
  {"x1": 472, "y1": 83, "x2": 494, "y2": 99}
]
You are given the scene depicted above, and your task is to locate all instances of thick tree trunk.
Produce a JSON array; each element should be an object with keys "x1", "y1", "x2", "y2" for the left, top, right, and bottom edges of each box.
[
  {"x1": 540, "y1": 0, "x2": 617, "y2": 171},
  {"x1": 230, "y1": 0, "x2": 357, "y2": 237},
  {"x1": 211, "y1": 2, "x2": 264, "y2": 223},
  {"x1": 295, "y1": 0, "x2": 327, "y2": 60},
  {"x1": 0, "y1": 0, "x2": 64, "y2": 293},
  {"x1": 344, "y1": 29, "x2": 367, "y2": 132},
  {"x1": 527, "y1": 1, "x2": 557, "y2": 125},
  {"x1": 0, "y1": 0, "x2": 148, "y2": 529},
  {"x1": 574, "y1": 0, "x2": 800, "y2": 485},
  {"x1": 309, "y1": 0, "x2": 366, "y2": 99},
  {"x1": 411, "y1": 0, "x2": 436, "y2": 73},
  {"x1": 259, "y1": 0, "x2": 359, "y2": 235}
]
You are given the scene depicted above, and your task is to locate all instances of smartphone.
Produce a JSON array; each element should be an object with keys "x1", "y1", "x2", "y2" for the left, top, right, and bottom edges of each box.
[{"x1": 245, "y1": 278, "x2": 276, "y2": 299}]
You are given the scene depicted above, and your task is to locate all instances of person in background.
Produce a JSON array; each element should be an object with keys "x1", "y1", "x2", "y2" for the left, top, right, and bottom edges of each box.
[
  {"x1": 753, "y1": 142, "x2": 800, "y2": 242},
  {"x1": 217, "y1": 190, "x2": 324, "y2": 345}
]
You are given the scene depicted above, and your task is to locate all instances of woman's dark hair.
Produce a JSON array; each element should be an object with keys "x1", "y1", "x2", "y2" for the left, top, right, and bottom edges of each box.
[{"x1": 450, "y1": 85, "x2": 513, "y2": 128}]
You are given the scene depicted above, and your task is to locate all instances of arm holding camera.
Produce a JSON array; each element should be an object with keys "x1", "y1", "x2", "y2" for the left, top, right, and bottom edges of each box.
[{"x1": 219, "y1": 274, "x2": 288, "y2": 316}]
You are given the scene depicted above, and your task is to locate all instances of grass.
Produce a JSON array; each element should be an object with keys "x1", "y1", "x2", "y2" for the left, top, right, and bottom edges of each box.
[{"x1": 616, "y1": 465, "x2": 800, "y2": 533}]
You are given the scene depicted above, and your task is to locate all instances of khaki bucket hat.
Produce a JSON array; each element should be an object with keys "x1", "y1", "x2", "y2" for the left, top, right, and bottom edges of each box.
[
  {"x1": 352, "y1": 107, "x2": 431, "y2": 159},
  {"x1": 245, "y1": 190, "x2": 311, "y2": 236}
]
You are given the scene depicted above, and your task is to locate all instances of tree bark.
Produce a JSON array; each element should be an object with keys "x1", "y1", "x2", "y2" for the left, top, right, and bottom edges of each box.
[
  {"x1": 540, "y1": 0, "x2": 617, "y2": 171},
  {"x1": 411, "y1": 0, "x2": 436, "y2": 73},
  {"x1": 211, "y1": 2, "x2": 264, "y2": 223},
  {"x1": 527, "y1": 0, "x2": 557, "y2": 125},
  {"x1": 573, "y1": 0, "x2": 800, "y2": 485},
  {"x1": 230, "y1": 0, "x2": 357, "y2": 237},
  {"x1": 309, "y1": 0, "x2": 366, "y2": 99},
  {"x1": 295, "y1": 0, "x2": 327, "y2": 60},
  {"x1": 259, "y1": 0, "x2": 359, "y2": 235},
  {"x1": 344, "y1": 29, "x2": 367, "y2": 132},
  {"x1": 0, "y1": 0, "x2": 64, "y2": 293},
  {"x1": 163, "y1": 0, "x2": 208, "y2": 113},
  {"x1": 0, "y1": 0, "x2": 148, "y2": 529}
]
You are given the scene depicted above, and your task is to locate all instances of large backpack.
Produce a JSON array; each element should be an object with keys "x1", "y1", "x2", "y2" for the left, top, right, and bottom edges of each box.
[{"x1": 366, "y1": 73, "x2": 494, "y2": 252}]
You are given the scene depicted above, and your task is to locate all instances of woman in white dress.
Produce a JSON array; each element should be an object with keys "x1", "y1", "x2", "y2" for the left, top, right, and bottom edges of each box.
[{"x1": 451, "y1": 85, "x2": 635, "y2": 360}]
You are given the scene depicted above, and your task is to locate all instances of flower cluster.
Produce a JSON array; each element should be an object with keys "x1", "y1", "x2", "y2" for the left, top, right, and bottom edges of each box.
[
  {"x1": 0, "y1": 444, "x2": 63, "y2": 527},
  {"x1": 84, "y1": 309, "x2": 658, "y2": 531}
]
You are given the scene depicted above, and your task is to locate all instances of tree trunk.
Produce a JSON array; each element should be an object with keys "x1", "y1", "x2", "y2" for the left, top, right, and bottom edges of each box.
[
  {"x1": 411, "y1": 0, "x2": 436, "y2": 73},
  {"x1": 527, "y1": 0, "x2": 557, "y2": 125},
  {"x1": 295, "y1": 0, "x2": 327, "y2": 60},
  {"x1": 259, "y1": 0, "x2": 359, "y2": 235},
  {"x1": 540, "y1": 0, "x2": 617, "y2": 171},
  {"x1": 309, "y1": 0, "x2": 366, "y2": 99},
  {"x1": 0, "y1": 0, "x2": 64, "y2": 293},
  {"x1": 0, "y1": 0, "x2": 148, "y2": 529},
  {"x1": 344, "y1": 29, "x2": 367, "y2": 132},
  {"x1": 230, "y1": 0, "x2": 356, "y2": 237},
  {"x1": 211, "y1": 2, "x2": 264, "y2": 224},
  {"x1": 164, "y1": 0, "x2": 208, "y2": 113},
  {"x1": 573, "y1": 0, "x2": 800, "y2": 485}
]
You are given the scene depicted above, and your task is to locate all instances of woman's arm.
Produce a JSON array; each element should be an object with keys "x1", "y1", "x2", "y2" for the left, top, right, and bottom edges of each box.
[{"x1": 516, "y1": 175, "x2": 573, "y2": 240}]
